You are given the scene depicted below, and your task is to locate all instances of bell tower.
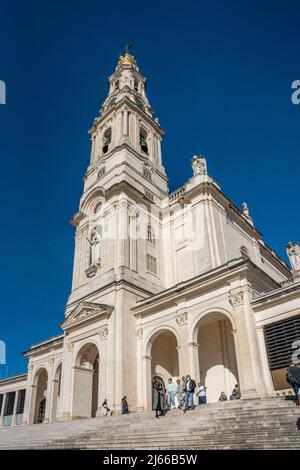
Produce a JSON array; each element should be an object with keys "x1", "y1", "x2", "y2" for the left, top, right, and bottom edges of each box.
[
  {"x1": 65, "y1": 48, "x2": 169, "y2": 413},
  {"x1": 69, "y1": 47, "x2": 168, "y2": 300},
  {"x1": 87, "y1": 46, "x2": 167, "y2": 190}
]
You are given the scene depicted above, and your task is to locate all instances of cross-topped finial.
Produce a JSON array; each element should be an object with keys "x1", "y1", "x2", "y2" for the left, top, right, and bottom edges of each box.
[{"x1": 124, "y1": 44, "x2": 133, "y2": 56}]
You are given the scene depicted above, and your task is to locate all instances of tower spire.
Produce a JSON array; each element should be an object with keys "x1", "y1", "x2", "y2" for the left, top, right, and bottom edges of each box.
[{"x1": 118, "y1": 43, "x2": 136, "y2": 67}]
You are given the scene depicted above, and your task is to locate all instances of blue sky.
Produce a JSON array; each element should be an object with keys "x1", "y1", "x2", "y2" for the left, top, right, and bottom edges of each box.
[{"x1": 0, "y1": 0, "x2": 299, "y2": 376}]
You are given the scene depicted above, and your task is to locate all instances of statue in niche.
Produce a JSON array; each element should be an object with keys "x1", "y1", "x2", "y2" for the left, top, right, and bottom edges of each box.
[
  {"x1": 286, "y1": 242, "x2": 300, "y2": 272},
  {"x1": 87, "y1": 228, "x2": 101, "y2": 265},
  {"x1": 191, "y1": 155, "x2": 207, "y2": 176}
]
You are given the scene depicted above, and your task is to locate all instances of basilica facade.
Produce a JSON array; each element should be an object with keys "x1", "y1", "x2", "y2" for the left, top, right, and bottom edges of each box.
[{"x1": 1, "y1": 51, "x2": 300, "y2": 427}]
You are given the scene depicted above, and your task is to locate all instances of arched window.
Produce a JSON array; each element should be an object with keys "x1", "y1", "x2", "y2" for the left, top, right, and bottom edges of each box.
[
  {"x1": 102, "y1": 128, "x2": 112, "y2": 154},
  {"x1": 147, "y1": 224, "x2": 156, "y2": 245},
  {"x1": 140, "y1": 129, "x2": 148, "y2": 154},
  {"x1": 115, "y1": 80, "x2": 119, "y2": 90},
  {"x1": 38, "y1": 399, "x2": 46, "y2": 424},
  {"x1": 134, "y1": 79, "x2": 139, "y2": 92}
]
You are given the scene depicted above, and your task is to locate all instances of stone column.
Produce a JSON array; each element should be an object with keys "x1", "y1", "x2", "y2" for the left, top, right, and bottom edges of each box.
[
  {"x1": 50, "y1": 377, "x2": 60, "y2": 422},
  {"x1": 176, "y1": 310, "x2": 191, "y2": 378},
  {"x1": 129, "y1": 209, "x2": 138, "y2": 272},
  {"x1": 136, "y1": 327, "x2": 144, "y2": 411},
  {"x1": 96, "y1": 327, "x2": 109, "y2": 416},
  {"x1": 229, "y1": 287, "x2": 266, "y2": 397},
  {"x1": 189, "y1": 342, "x2": 200, "y2": 383},
  {"x1": 257, "y1": 326, "x2": 274, "y2": 394},
  {"x1": 43, "y1": 375, "x2": 52, "y2": 423},
  {"x1": 117, "y1": 198, "x2": 129, "y2": 269},
  {"x1": 142, "y1": 355, "x2": 152, "y2": 412},
  {"x1": 123, "y1": 107, "x2": 128, "y2": 136},
  {"x1": 11, "y1": 390, "x2": 20, "y2": 426},
  {"x1": 148, "y1": 130, "x2": 154, "y2": 162},
  {"x1": 98, "y1": 129, "x2": 103, "y2": 158},
  {"x1": 219, "y1": 320, "x2": 232, "y2": 394},
  {"x1": 90, "y1": 135, "x2": 96, "y2": 164},
  {"x1": 112, "y1": 289, "x2": 124, "y2": 414},
  {"x1": 11, "y1": 390, "x2": 19, "y2": 426},
  {"x1": 27, "y1": 383, "x2": 38, "y2": 425},
  {"x1": 232, "y1": 328, "x2": 244, "y2": 392},
  {"x1": 59, "y1": 339, "x2": 74, "y2": 421},
  {"x1": 156, "y1": 136, "x2": 162, "y2": 166},
  {"x1": 152, "y1": 135, "x2": 158, "y2": 163},
  {"x1": 132, "y1": 114, "x2": 139, "y2": 151}
]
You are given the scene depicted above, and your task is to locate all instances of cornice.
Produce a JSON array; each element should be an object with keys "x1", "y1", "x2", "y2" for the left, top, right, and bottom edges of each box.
[
  {"x1": 131, "y1": 257, "x2": 276, "y2": 317},
  {"x1": 0, "y1": 373, "x2": 28, "y2": 386},
  {"x1": 65, "y1": 278, "x2": 154, "y2": 312},
  {"x1": 70, "y1": 210, "x2": 85, "y2": 227},
  {"x1": 251, "y1": 281, "x2": 300, "y2": 311},
  {"x1": 23, "y1": 334, "x2": 64, "y2": 358}
]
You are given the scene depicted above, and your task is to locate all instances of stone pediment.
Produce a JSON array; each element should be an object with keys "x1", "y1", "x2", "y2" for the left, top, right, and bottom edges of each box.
[{"x1": 62, "y1": 302, "x2": 113, "y2": 331}]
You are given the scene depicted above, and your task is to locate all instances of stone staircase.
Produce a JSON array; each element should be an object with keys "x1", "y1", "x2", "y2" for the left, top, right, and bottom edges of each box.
[{"x1": 1, "y1": 397, "x2": 300, "y2": 450}]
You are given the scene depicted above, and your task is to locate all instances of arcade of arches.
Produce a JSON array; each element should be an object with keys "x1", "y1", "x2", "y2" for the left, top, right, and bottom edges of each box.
[{"x1": 147, "y1": 313, "x2": 239, "y2": 404}]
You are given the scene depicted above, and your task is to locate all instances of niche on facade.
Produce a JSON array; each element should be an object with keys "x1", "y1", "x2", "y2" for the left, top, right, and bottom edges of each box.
[
  {"x1": 85, "y1": 227, "x2": 102, "y2": 278},
  {"x1": 102, "y1": 128, "x2": 112, "y2": 154},
  {"x1": 140, "y1": 128, "x2": 148, "y2": 154}
]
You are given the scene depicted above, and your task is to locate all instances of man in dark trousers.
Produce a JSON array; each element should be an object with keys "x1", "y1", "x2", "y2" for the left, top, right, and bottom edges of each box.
[
  {"x1": 286, "y1": 362, "x2": 300, "y2": 405},
  {"x1": 184, "y1": 374, "x2": 196, "y2": 413}
]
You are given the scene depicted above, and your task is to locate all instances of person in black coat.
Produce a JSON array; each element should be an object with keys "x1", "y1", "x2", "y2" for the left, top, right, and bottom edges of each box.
[
  {"x1": 152, "y1": 382, "x2": 166, "y2": 418},
  {"x1": 184, "y1": 375, "x2": 196, "y2": 413}
]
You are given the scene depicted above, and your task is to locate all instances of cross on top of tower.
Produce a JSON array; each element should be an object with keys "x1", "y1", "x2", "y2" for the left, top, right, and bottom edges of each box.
[
  {"x1": 118, "y1": 43, "x2": 136, "y2": 66},
  {"x1": 123, "y1": 44, "x2": 133, "y2": 55}
]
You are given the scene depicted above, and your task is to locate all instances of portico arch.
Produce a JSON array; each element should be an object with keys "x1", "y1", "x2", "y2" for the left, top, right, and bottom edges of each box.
[
  {"x1": 143, "y1": 327, "x2": 180, "y2": 410},
  {"x1": 193, "y1": 312, "x2": 239, "y2": 403},
  {"x1": 30, "y1": 367, "x2": 49, "y2": 424},
  {"x1": 72, "y1": 342, "x2": 100, "y2": 419}
]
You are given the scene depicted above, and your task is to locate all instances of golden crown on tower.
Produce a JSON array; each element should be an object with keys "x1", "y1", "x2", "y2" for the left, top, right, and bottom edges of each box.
[{"x1": 118, "y1": 44, "x2": 136, "y2": 66}]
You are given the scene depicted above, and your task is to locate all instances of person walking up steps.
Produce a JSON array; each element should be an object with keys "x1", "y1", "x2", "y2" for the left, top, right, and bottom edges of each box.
[{"x1": 184, "y1": 375, "x2": 196, "y2": 413}]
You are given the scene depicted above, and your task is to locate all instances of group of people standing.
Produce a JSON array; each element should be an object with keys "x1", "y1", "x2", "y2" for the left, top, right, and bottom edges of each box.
[
  {"x1": 152, "y1": 376, "x2": 242, "y2": 418},
  {"x1": 152, "y1": 375, "x2": 207, "y2": 418},
  {"x1": 96, "y1": 362, "x2": 300, "y2": 419}
]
